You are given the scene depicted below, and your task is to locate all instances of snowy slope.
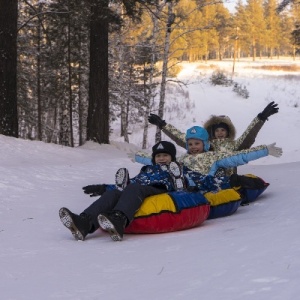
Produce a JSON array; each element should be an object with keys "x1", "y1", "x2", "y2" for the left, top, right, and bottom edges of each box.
[{"x1": 1, "y1": 59, "x2": 300, "y2": 300}]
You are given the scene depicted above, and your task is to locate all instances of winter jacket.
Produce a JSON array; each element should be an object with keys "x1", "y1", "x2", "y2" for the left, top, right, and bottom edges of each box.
[
  {"x1": 130, "y1": 165, "x2": 174, "y2": 191},
  {"x1": 159, "y1": 117, "x2": 265, "y2": 175},
  {"x1": 161, "y1": 116, "x2": 264, "y2": 153},
  {"x1": 178, "y1": 145, "x2": 268, "y2": 176},
  {"x1": 105, "y1": 165, "x2": 175, "y2": 192},
  {"x1": 135, "y1": 144, "x2": 269, "y2": 176},
  {"x1": 203, "y1": 115, "x2": 265, "y2": 151},
  {"x1": 183, "y1": 167, "x2": 231, "y2": 193},
  {"x1": 132, "y1": 164, "x2": 231, "y2": 194},
  {"x1": 106, "y1": 164, "x2": 229, "y2": 194}
]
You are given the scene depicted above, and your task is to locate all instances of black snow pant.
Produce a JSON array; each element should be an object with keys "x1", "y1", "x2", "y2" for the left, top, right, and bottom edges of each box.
[{"x1": 83, "y1": 183, "x2": 166, "y2": 233}]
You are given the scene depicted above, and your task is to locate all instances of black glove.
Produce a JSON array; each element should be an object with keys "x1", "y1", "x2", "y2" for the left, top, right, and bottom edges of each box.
[
  {"x1": 82, "y1": 184, "x2": 106, "y2": 197},
  {"x1": 257, "y1": 101, "x2": 279, "y2": 121},
  {"x1": 148, "y1": 113, "x2": 166, "y2": 129}
]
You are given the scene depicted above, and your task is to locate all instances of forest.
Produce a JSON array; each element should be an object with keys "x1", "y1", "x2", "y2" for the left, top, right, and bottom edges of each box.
[{"x1": 0, "y1": 0, "x2": 299, "y2": 147}]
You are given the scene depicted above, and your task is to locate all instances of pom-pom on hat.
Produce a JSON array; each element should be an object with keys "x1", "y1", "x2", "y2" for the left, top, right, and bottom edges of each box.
[
  {"x1": 185, "y1": 126, "x2": 210, "y2": 152},
  {"x1": 152, "y1": 141, "x2": 176, "y2": 164}
]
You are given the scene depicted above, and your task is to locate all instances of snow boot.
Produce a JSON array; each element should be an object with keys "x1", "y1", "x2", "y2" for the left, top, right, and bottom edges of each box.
[
  {"x1": 59, "y1": 207, "x2": 92, "y2": 241},
  {"x1": 115, "y1": 168, "x2": 130, "y2": 191},
  {"x1": 168, "y1": 161, "x2": 186, "y2": 191},
  {"x1": 97, "y1": 211, "x2": 128, "y2": 241}
]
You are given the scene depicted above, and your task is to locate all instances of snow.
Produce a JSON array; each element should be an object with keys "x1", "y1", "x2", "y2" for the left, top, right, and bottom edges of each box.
[{"x1": 1, "y1": 59, "x2": 300, "y2": 300}]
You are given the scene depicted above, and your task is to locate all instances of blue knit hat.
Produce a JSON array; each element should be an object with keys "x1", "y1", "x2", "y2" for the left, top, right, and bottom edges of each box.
[{"x1": 185, "y1": 126, "x2": 210, "y2": 152}]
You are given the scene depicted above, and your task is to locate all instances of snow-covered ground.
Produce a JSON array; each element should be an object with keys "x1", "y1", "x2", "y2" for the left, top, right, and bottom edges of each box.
[{"x1": 1, "y1": 58, "x2": 300, "y2": 300}]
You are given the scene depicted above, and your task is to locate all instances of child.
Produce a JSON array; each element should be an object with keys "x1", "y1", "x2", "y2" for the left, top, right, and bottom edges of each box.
[
  {"x1": 148, "y1": 102, "x2": 278, "y2": 152},
  {"x1": 147, "y1": 102, "x2": 279, "y2": 175},
  {"x1": 60, "y1": 140, "x2": 243, "y2": 242},
  {"x1": 203, "y1": 101, "x2": 279, "y2": 152},
  {"x1": 178, "y1": 125, "x2": 282, "y2": 175},
  {"x1": 59, "y1": 141, "x2": 178, "y2": 242},
  {"x1": 135, "y1": 126, "x2": 282, "y2": 176},
  {"x1": 60, "y1": 141, "x2": 230, "y2": 242}
]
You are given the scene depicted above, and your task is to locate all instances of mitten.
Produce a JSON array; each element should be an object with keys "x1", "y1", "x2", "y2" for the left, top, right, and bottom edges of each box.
[
  {"x1": 257, "y1": 101, "x2": 279, "y2": 121},
  {"x1": 82, "y1": 184, "x2": 106, "y2": 197},
  {"x1": 148, "y1": 113, "x2": 166, "y2": 129},
  {"x1": 267, "y1": 143, "x2": 283, "y2": 157}
]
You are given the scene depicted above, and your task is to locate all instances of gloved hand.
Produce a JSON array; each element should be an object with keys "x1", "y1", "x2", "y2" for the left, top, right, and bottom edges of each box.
[
  {"x1": 148, "y1": 113, "x2": 166, "y2": 129},
  {"x1": 257, "y1": 101, "x2": 279, "y2": 121},
  {"x1": 267, "y1": 143, "x2": 283, "y2": 157},
  {"x1": 82, "y1": 184, "x2": 106, "y2": 197}
]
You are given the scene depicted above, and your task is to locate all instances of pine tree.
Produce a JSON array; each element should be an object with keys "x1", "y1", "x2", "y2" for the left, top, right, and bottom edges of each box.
[{"x1": 264, "y1": 0, "x2": 282, "y2": 58}]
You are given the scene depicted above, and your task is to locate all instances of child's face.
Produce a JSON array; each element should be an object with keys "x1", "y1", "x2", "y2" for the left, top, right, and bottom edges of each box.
[
  {"x1": 154, "y1": 153, "x2": 172, "y2": 165},
  {"x1": 187, "y1": 139, "x2": 204, "y2": 154},
  {"x1": 214, "y1": 127, "x2": 228, "y2": 139}
]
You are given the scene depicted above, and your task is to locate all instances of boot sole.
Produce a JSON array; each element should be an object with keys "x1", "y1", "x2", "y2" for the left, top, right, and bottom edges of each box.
[
  {"x1": 59, "y1": 207, "x2": 85, "y2": 241},
  {"x1": 115, "y1": 168, "x2": 129, "y2": 191},
  {"x1": 168, "y1": 162, "x2": 185, "y2": 190},
  {"x1": 97, "y1": 214, "x2": 123, "y2": 241}
]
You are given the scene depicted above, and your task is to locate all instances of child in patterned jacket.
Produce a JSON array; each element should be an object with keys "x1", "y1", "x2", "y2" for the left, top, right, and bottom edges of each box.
[
  {"x1": 147, "y1": 102, "x2": 279, "y2": 176},
  {"x1": 148, "y1": 102, "x2": 278, "y2": 153},
  {"x1": 135, "y1": 126, "x2": 282, "y2": 177}
]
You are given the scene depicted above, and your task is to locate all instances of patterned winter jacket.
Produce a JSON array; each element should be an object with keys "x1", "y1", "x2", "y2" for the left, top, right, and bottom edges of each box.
[
  {"x1": 184, "y1": 167, "x2": 231, "y2": 193},
  {"x1": 159, "y1": 117, "x2": 264, "y2": 175},
  {"x1": 203, "y1": 115, "x2": 265, "y2": 152},
  {"x1": 129, "y1": 165, "x2": 174, "y2": 191},
  {"x1": 106, "y1": 164, "x2": 229, "y2": 194},
  {"x1": 106, "y1": 164, "x2": 184, "y2": 192},
  {"x1": 135, "y1": 144, "x2": 269, "y2": 176},
  {"x1": 161, "y1": 117, "x2": 264, "y2": 153}
]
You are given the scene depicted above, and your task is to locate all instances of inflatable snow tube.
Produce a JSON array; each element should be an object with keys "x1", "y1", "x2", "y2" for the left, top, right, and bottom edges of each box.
[
  {"x1": 239, "y1": 174, "x2": 270, "y2": 205},
  {"x1": 205, "y1": 174, "x2": 270, "y2": 218},
  {"x1": 205, "y1": 189, "x2": 242, "y2": 219},
  {"x1": 124, "y1": 191, "x2": 210, "y2": 234}
]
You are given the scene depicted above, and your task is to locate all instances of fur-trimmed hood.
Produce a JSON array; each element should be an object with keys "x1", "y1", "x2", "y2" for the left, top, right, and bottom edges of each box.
[{"x1": 203, "y1": 115, "x2": 236, "y2": 140}]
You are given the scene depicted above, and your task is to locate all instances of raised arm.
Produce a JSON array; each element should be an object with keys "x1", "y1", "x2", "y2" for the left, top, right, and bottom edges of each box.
[
  {"x1": 148, "y1": 114, "x2": 186, "y2": 149},
  {"x1": 134, "y1": 150, "x2": 153, "y2": 165},
  {"x1": 208, "y1": 143, "x2": 282, "y2": 176},
  {"x1": 236, "y1": 102, "x2": 279, "y2": 150}
]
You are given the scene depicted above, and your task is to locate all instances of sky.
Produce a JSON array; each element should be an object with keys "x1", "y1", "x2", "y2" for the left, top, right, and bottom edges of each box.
[
  {"x1": 224, "y1": 0, "x2": 238, "y2": 13},
  {"x1": 1, "y1": 58, "x2": 300, "y2": 300}
]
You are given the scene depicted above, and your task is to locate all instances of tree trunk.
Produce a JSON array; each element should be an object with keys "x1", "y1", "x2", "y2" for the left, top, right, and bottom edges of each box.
[
  {"x1": 37, "y1": 6, "x2": 42, "y2": 141},
  {"x1": 155, "y1": 1, "x2": 173, "y2": 143},
  {"x1": 87, "y1": 0, "x2": 109, "y2": 144},
  {"x1": 0, "y1": 0, "x2": 18, "y2": 137},
  {"x1": 252, "y1": 38, "x2": 256, "y2": 61},
  {"x1": 67, "y1": 2, "x2": 74, "y2": 147},
  {"x1": 142, "y1": 4, "x2": 162, "y2": 149}
]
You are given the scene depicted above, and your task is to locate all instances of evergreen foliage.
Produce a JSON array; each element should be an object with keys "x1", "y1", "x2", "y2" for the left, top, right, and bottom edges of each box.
[
  {"x1": 209, "y1": 70, "x2": 233, "y2": 86},
  {"x1": 0, "y1": 0, "x2": 299, "y2": 145},
  {"x1": 232, "y1": 83, "x2": 250, "y2": 99}
]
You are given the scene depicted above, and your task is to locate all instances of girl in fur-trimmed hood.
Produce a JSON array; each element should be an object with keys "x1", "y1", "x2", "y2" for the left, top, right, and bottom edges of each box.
[
  {"x1": 146, "y1": 102, "x2": 279, "y2": 175},
  {"x1": 203, "y1": 115, "x2": 236, "y2": 140},
  {"x1": 148, "y1": 101, "x2": 279, "y2": 154}
]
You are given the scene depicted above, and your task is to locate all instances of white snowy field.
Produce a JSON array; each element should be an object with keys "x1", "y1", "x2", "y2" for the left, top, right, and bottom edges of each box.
[{"x1": 1, "y1": 58, "x2": 300, "y2": 300}]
